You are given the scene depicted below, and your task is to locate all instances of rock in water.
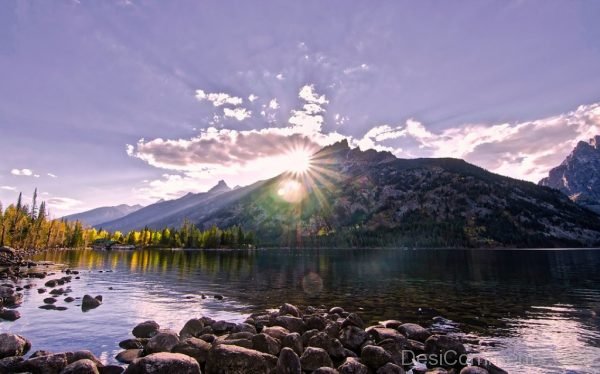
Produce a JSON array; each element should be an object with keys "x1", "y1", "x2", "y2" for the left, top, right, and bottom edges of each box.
[
  {"x1": 0, "y1": 308, "x2": 21, "y2": 321},
  {"x1": 61, "y1": 358, "x2": 100, "y2": 374},
  {"x1": 171, "y1": 337, "x2": 211, "y2": 365},
  {"x1": 132, "y1": 320, "x2": 160, "y2": 338},
  {"x1": 205, "y1": 344, "x2": 277, "y2": 374},
  {"x1": 124, "y1": 352, "x2": 200, "y2": 374},
  {"x1": 0, "y1": 333, "x2": 31, "y2": 358},
  {"x1": 81, "y1": 295, "x2": 102, "y2": 311},
  {"x1": 144, "y1": 330, "x2": 180, "y2": 354}
]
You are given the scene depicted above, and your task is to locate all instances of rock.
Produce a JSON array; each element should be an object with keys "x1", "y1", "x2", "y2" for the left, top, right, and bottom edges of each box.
[
  {"x1": 38, "y1": 288, "x2": 47, "y2": 293},
  {"x1": 299, "y1": 347, "x2": 333, "y2": 372},
  {"x1": 66, "y1": 350, "x2": 103, "y2": 366},
  {"x1": 116, "y1": 349, "x2": 142, "y2": 364},
  {"x1": 312, "y1": 368, "x2": 339, "y2": 374},
  {"x1": 65, "y1": 297, "x2": 75, "y2": 302},
  {"x1": 329, "y1": 307, "x2": 345, "y2": 315},
  {"x1": 44, "y1": 297, "x2": 58, "y2": 304},
  {"x1": 276, "y1": 347, "x2": 301, "y2": 374},
  {"x1": 376, "y1": 362, "x2": 405, "y2": 374},
  {"x1": 218, "y1": 338, "x2": 253, "y2": 349},
  {"x1": 262, "y1": 326, "x2": 290, "y2": 340},
  {"x1": 50, "y1": 288, "x2": 66, "y2": 295},
  {"x1": 338, "y1": 357, "x2": 369, "y2": 374},
  {"x1": 21, "y1": 353, "x2": 68, "y2": 374},
  {"x1": 98, "y1": 365, "x2": 125, "y2": 374},
  {"x1": 325, "y1": 322, "x2": 341, "y2": 339},
  {"x1": 81, "y1": 295, "x2": 102, "y2": 311},
  {"x1": 172, "y1": 337, "x2": 211, "y2": 364},
  {"x1": 460, "y1": 368, "x2": 489, "y2": 374},
  {"x1": 424, "y1": 335, "x2": 467, "y2": 369},
  {"x1": 179, "y1": 318, "x2": 204, "y2": 339},
  {"x1": 281, "y1": 333, "x2": 303, "y2": 356},
  {"x1": 279, "y1": 303, "x2": 302, "y2": 318},
  {"x1": 0, "y1": 246, "x2": 15, "y2": 255},
  {"x1": 0, "y1": 356, "x2": 24, "y2": 372},
  {"x1": 339, "y1": 326, "x2": 368, "y2": 351},
  {"x1": 397, "y1": 323, "x2": 431, "y2": 342},
  {"x1": 304, "y1": 315, "x2": 327, "y2": 331},
  {"x1": 341, "y1": 313, "x2": 365, "y2": 329},
  {"x1": 212, "y1": 320, "x2": 235, "y2": 334},
  {"x1": 60, "y1": 358, "x2": 100, "y2": 374},
  {"x1": 367, "y1": 328, "x2": 405, "y2": 343},
  {"x1": 124, "y1": 352, "x2": 201, "y2": 374},
  {"x1": 144, "y1": 330, "x2": 180, "y2": 354},
  {"x1": 133, "y1": 321, "x2": 160, "y2": 338},
  {"x1": 377, "y1": 339, "x2": 408, "y2": 366},
  {"x1": 361, "y1": 345, "x2": 391, "y2": 370},
  {"x1": 274, "y1": 315, "x2": 306, "y2": 334},
  {"x1": 252, "y1": 333, "x2": 281, "y2": 355},
  {"x1": 227, "y1": 332, "x2": 255, "y2": 340},
  {"x1": 379, "y1": 320, "x2": 403, "y2": 329},
  {"x1": 307, "y1": 332, "x2": 344, "y2": 359},
  {"x1": 119, "y1": 339, "x2": 145, "y2": 350},
  {"x1": 471, "y1": 357, "x2": 507, "y2": 374},
  {"x1": 39, "y1": 304, "x2": 57, "y2": 310},
  {"x1": 0, "y1": 308, "x2": 21, "y2": 321},
  {"x1": 205, "y1": 344, "x2": 277, "y2": 374},
  {"x1": 232, "y1": 323, "x2": 257, "y2": 334},
  {"x1": 30, "y1": 350, "x2": 52, "y2": 358},
  {"x1": 45, "y1": 279, "x2": 58, "y2": 287},
  {"x1": 0, "y1": 286, "x2": 14, "y2": 298},
  {"x1": 0, "y1": 333, "x2": 31, "y2": 358}
]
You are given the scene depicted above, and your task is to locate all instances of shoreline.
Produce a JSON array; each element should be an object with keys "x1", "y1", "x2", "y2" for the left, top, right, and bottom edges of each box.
[{"x1": 1, "y1": 301, "x2": 507, "y2": 374}]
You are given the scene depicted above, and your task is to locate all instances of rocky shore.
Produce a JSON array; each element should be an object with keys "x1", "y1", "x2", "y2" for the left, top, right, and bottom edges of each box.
[{"x1": 1, "y1": 301, "x2": 508, "y2": 374}]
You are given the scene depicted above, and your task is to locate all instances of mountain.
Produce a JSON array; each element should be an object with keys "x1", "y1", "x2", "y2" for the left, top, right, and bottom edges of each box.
[
  {"x1": 62, "y1": 204, "x2": 143, "y2": 227},
  {"x1": 104, "y1": 140, "x2": 600, "y2": 247},
  {"x1": 97, "y1": 180, "x2": 241, "y2": 232},
  {"x1": 539, "y1": 136, "x2": 600, "y2": 213}
]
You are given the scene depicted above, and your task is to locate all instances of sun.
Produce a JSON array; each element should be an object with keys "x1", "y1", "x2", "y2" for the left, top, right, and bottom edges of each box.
[{"x1": 286, "y1": 148, "x2": 313, "y2": 175}]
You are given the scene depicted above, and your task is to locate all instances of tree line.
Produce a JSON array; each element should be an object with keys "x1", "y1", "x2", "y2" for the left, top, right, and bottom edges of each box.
[{"x1": 0, "y1": 190, "x2": 255, "y2": 250}]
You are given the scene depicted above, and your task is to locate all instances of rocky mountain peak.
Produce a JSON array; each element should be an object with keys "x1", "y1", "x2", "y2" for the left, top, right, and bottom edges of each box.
[{"x1": 208, "y1": 179, "x2": 231, "y2": 194}]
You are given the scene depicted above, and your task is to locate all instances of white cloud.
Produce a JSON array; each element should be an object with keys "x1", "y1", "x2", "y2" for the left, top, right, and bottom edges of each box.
[
  {"x1": 195, "y1": 89, "x2": 243, "y2": 107},
  {"x1": 268, "y1": 99, "x2": 279, "y2": 110},
  {"x1": 276, "y1": 73, "x2": 284, "y2": 80},
  {"x1": 248, "y1": 94, "x2": 259, "y2": 102},
  {"x1": 0, "y1": 186, "x2": 16, "y2": 191},
  {"x1": 298, "y1": 84, "x2": 329, "y2": 105},
  {"x1": 11, "y1": 168, "x2": 33, "y2": 176},
  {"x1": 47, "y1": 197, "x2": 82, "y2": 211},
  {"x1": 47, "y1": 173, "x2": 58, "y2": 178},
  {"x1": 343, "y1": 63, "x2": 370, "y2": 75},
  {"x1": 223, "y1": 107, "x2": 252, "y2": 121}
]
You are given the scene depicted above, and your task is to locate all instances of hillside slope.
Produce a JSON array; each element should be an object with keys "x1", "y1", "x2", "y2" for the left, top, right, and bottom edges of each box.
[{"x1": 62, "y1": 204, "x2": 143, "y2": 226}]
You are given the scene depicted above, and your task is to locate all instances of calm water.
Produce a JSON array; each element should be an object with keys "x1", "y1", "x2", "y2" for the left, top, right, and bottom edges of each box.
[{"x1": 2, "y1": 248, "x2": 600, "y2": 373}]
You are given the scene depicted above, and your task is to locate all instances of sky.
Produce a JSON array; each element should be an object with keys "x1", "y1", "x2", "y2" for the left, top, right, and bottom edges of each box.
[{"x1": 1, "y1": 0, "x2": 600, "y2": 216}]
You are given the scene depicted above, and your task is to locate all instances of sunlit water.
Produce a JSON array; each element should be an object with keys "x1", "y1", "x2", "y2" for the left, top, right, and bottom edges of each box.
[{"x1": 1, "y1": 248, "x2": 600, "y2": 373}]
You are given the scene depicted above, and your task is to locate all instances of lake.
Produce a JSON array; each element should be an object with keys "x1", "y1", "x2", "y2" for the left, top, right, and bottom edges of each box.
[{"x1": 2, "y1": 248, "x2": 600, "y2": 373}]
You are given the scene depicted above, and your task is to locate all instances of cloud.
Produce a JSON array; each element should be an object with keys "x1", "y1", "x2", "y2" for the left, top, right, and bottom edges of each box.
[
  {"x1": 268, "y1": 99, "x2": 279, "y2": 110},
  {"x1": 46, "y1": 197, "x2": 82, "y2": 211},
  {"x1": 223, "y1": 107, "x2": 252, "y2": 121},
  {"x1": 248, "y1": 94, "x2": 259, "y2": 102},
  {"x1": 47, "y1": 173, "x2": 58, "y2": 178},
  {"x1": 11, "y1": 168, "x2": 33, "y2": 176},
  {"x1": 298, "y1": 84, "x2": 329, "y2": 105},
  {"x1": 195, "y1": 89, "x2": 243, "y2": 107},
  {"x1": 343, "y1": 63, "x2": 370, "y2": 75},
  {"x1": 0, "y1": 186, "x2": 16, "y2": 191},
  {"x1": 276, "y1": 73, "x2": 284, "y2": 80}
]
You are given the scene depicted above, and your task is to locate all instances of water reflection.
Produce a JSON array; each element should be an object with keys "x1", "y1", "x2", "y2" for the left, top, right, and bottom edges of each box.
[{"x1": 1, "y1": 248, "x2": 598, "y2": 372}]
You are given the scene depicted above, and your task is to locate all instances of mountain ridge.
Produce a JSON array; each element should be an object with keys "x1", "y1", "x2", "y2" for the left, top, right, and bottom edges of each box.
[{"x1": 62, "y1": 204, "x2": 143, "y2": 227}]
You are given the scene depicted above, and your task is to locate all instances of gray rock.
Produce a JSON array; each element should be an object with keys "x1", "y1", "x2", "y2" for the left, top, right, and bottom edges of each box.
[
  {"x1": 274, "y1": 315, "x2": 306, "y2": 334},
  {"x1": 279, "y1": 303, "x2": 302, "y2": 318},
  {"x1": 116, "y1": 349, "x2": 142, "y2": 364},
  {"x1": 172, "y1": 337, "x2": 211, "y2": 364},
  {"x1": 0, "y1": 333, "x2": 31, "y2": 358},
  {"x1": 262, "y1": 326, "x2": 290, "y2": 341},
  {"x1": 367, "y1": 328, "x2": 405, "y2": 343},
  {"x1": 276, "y1": 347, "x2": 301, "y2": 374},
  {"x1": 252, "y1": 333, "x2": 281, "y2": 355},
  {"x1": 205, "y1": 344, "x2": 277, "y2": 374},
  {"x1": 133, "y1": 321, "x2": 160, "y2": 338},
  {"x1": 179, "y1": 319, "x2": 204, "y2": 339},
  {"x1": 119, "y1": 339, "x2": 144, "y2": 350},
  {"x1": 21, "y1": 353, "x2": 68, "y2": 374},
  {"x1": 232, "y1": 322, "x2": 257, "y2": 334},
  {"x1": 360, "y1": 345, "x2": 391, "y2": 370},
  {"x1": 66, "y1": 351, "x2": 102, "y2": 367},
  {"x1": 124, "y1": 352, "x2": 201, "y2": 374},
  {"x1": 60, "y1": 358, "x2": 100, "y2": 374},
  {"x1": 0, "y1": 356, "x2": 24, "y2": 372},
  {"x1": 341, "y1": 313, "x2": 365, "y2": 329},
  {"x1": 0, "y1": 308, "x2": 21, "y2": 321},
  {"x1": 81, "y1": 295, "x2": 102, "y2": 311},
  {"x1": 424, "y1": 335, "x2": 467, "y2": 369},
  {"x1": 471, "y1": 357, "x2": 507, "y2": 374},
  {"x1": 376, "y1": 362, "x2": 405, "y2": 374},
  {"x1": 379, "y1": 320, "x2": 403, "y2": 329},
  {"x1": 299, "y1": 347, "x2": 333, "y2": 372},
  {"x1": 339, "y1": 326, "x2": 368, "y2": 351},
  {"x1": 397, "y1": 323, "x2": 431, "y2": 342},
  {"x1": 281, "y1": 333, "x2": 303, "y2": 356},
  {"x1": 144, "y1": 330, "x2": 180, "y2": 354},
  {"x1": 304, "y1": 315, "x2": 327, "y2": 331},
  {"x1": 338, "y1": 357, "x2": 369, "y2": 374}
]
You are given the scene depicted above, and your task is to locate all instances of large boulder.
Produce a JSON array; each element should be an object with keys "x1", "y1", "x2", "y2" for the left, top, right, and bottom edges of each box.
[
  {"x1": 338, "y1": 357, "x2": 369, "y2": 374},
  {"x1": 133, "y1": 321, "x2": 160, "y2": 338},
  {"x1": 144, "y1": 330, "x2": 180, "y2": 354},
  {"x1": 0, "y1": 308, "x2": 21, "y2": 321},
  {"x1": 281, "y1": 333, "x2": 303, "y2": 356},
  {"x1": 397, "y1": 323, "x2": 431, "y2": 342},
  {"x1": 179, "y1": 319, "x2": 204, "y2": 339},
  {"x1": 424, "y1": 335, "x2": 467, "y2": 369},
  {"x1": 66, "y1": 350, "x2": 103, "y2": 367},
  {"x1": 0, "y1": 356, "x2": 24, "y2": 372},
  {"x1": 360, "y1": 345, "x2": 391, "y2": 370},
  {"x1": 116, "y1": 349, "x2": 142, "y2": 364},
  {"x1": 124, "y1": 352, "x2": 201, "y2": 374},
  {"x1": 0, "y1": 333, "x2": 31, "y2": 358},
  {"x1": 339, "y1": 326, "x2": 368, "y2": 352},
  {"x1": 471, "y1": 357, "x2": 507, "y2": 374},
  {"x1": 376, "y1": 362, "x2": 405, "y2": 374},
  {"x1": 367, "y1": 328, "x2": 405, "y2": 343},
  {"x1": 60, "y1": 358, "x2": 100, "y2": 374},
  {"x1": 279, "y1": 303, "x2": 302, "y2": 318},
  {"x1": 81, "y1": 295, "x2": 102, "y2": 311},
  {"x1": 276, "y1": 347, "x2": 302, "y2": 374},
  {"x1": 171, "y1": 337, "x2": 211, "y2": 364},
  {"x1": 261, "y1": 326, "x2": 289, "y2": 341},
  {"x1": 274, "y1": 316, "x2": 306, "y2": 334},
  {"x1": 21, "y1": 353, "x2": 69, "y2": 374},
  {"x1": 252, "y1": 333, "x2": 281, "y2": 356},
  {"x1": 299, "y1": 347, "x2": 333, "y2": 372},
  {"x1": 205, "y1": 344, "x2": 277, "y2": 374}
]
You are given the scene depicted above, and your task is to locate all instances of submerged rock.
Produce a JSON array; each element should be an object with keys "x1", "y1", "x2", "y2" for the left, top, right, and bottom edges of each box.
[{"x1": 81, "y1": 295, "x2": 102, "y2": 311}]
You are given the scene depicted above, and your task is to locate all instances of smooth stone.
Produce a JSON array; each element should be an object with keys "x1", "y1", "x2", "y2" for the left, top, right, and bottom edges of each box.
[
  {"x1": 116, "y1": 349, "x2": 141, "y2": 364},
  {"x1": 424, "y1": 335, "x2": 467, "y2": 369},
  {"x1": 21, "y1": 353, "x2": 68, "y2": 373},
  {"x1": 299, "y1": 347, "x2": 333, "y2": 372},
  {"x1": 0, "y1": 333, "x2": 31, "y2": 358},
  {"x1": 279, "y1": 303, "x2": 302, "y2": 318},
  {"x1": 144, "y1": 330, "x2": 180, "y2": 354},
  {"x1": 60, "y1": 358, "x2": 100, "y2": 374},
  {"x1": 119, "y1": 339, "x2": 144, "y2": 350},
  {"x1": 338, "y1": 357, "x2": 369, "y2": 374},
  {"x1": 276, "y1": 347, "x2": 301, "y2": 374},
  {"x1": 179, "y1": 318, "x2": 204, "y2": 339},
  {"x1": 281, "y1": 332, "x2": 303, "y2": 356},
  {"x1": 341, "y1": 313, "x2": 365, "y2": 329},
  {"x1": 460, "y1": 368, "x2": 489, "y2": 374},
  {"x1": 397, "y1": 323, "x2": 431, "y2": 342},
  {"x1": 339, "y1": 326, "x2": 368, "y2": 351},
  {"x1": 274, "y1": 315, "x2": 306, "y2": 334},
  {"x1": 124, "y1": 352, "x2": 201, "y2": 374},
  {"x1": 262, "y1": 326, "x2": 290, "y2": 341},
  {"x1": 66, "y1": 351, "x2": 103, "y2": 367},
  {"x1": 132, "y1": 321, "x2": 160, "y2": 338},
  {"x1": 0, "y1": 356, "x2": 24, "y2": 372},
  {"x1": 376, "y1": 362, "x2": 405, "y2": 374},
  {"x1": 313, "y1": 368, "x2": 339, "y2": 374},
  {"x1": 0, "y1": 308, "x2": 21, "y2": 321},
  {"x1": 81, "y1": 295, "x2": 102, "y2": 311},
  {"x1": 361, "y1": 345, "x2": 392, "y2": 370},
  {"x1": 252, "y1": 333, "x2": 281, "y2": 355},
  {"x1": 471, "y1": 357, "x2": 507, "y2": 374},
  {"x1": 44, "y1": 297, "x2": 58, "y2": 304},
  {"x1": 98, "y1": 365, "x2": 125, "y2": 374},
  {"x1": 205, "y1": 344, "x2": 277, "y2": 374},
  {"x1": 171, "y1": 337, "x2": 211, "y2": 364}
]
